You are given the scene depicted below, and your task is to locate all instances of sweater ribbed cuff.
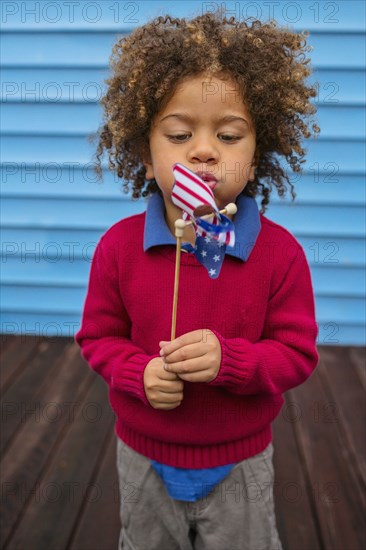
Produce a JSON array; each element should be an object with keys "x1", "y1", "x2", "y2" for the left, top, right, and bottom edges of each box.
[
  {"x1": 111, "y1": 353, "x2": 160, "y2": 407},
  {"x1": 208, "y1": 329, "x2": 258, "y2": 391}
]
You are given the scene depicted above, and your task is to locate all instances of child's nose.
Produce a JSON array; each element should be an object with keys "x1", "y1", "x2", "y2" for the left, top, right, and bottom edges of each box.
[{"x1": 188, "y1": 138, "x2": 219, "y2": 164}]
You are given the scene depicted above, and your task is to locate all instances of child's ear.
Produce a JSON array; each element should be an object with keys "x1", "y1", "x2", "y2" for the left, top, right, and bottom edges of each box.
[
  {"x1": 142, "y1": 148, "x2": 154, "y2": 180},
  {"x1": 144, "y1": 161, "x2": 154, "y2": 180},
  {"x1": 249, "y1": 150, "x2": 259, "y2": 181}
]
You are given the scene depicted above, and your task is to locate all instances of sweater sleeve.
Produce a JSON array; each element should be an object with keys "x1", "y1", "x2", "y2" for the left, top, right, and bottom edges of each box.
[
  {"x1": 74, "y1": 235, "x2": 155, "y2": 406},
  {"x1": 209, "y1": 245, "x2": 319, "y2": 395}
]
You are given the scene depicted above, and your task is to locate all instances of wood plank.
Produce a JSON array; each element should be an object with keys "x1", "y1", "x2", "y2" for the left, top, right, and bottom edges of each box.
[
  {"x1": 0, "y1": 342, "x2": 94, "y2": 547},
  {"x1": 69, "y1": 430, "x2": 121, "y2": 550},
  {"x1": 0, "y1": 334, "x2": 17, "y2": 356},
  {"x1": 348, "y1": 346, "x2": 366, "y2": 390},
  {"x1": 0, "y1": 335, "x2": 41, "y2": 393},
  {"x1": 317, "y1": 345, "x2": 366, "y2": 487},
  {"x1": 0, "y1": 338, "x2": 71, "y2": 454},
  {"x1": 6, "y1": 373, "x2": 115, "y2": 550},
  {"x1": 1, "y1": 339, "x2": 365, "y2": 550},
  {"x1": 272, "y1": 397, "x2": 321, "y2": 550},
  {"x1": 289, "y1": 360, "x2": 366, "y2": 550}
]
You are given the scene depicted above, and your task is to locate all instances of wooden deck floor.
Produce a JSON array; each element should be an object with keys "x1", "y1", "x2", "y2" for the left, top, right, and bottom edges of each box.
[{"x1": 0, "y1": 335, "x2": 365, "y2": 550}]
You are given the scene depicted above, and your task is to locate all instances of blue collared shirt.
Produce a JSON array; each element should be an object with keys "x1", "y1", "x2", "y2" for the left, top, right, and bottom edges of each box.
[
  {"x1": 144, "y1": 191, "x2": 261, "y2": 501},
  {"x1": 144, "y1": 191, "x2": 261, "y2": 261}
]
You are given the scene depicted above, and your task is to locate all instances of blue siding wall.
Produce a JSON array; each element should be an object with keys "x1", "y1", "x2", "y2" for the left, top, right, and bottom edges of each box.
[{"x1": 1, "y1": 1, "x2": 365, "y2": 345}]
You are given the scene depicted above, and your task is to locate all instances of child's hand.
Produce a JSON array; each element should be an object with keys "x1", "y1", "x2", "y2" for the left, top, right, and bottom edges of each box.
[
  {"x1": 159, "y1": 330, "x2": 221, "y2": 383},
  {"x1": 143, "y1": 357, "x2": 184, "y2": 410}
]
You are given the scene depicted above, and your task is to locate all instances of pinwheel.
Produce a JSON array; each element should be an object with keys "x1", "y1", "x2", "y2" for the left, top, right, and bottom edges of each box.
[{"x1": 170, "y1": 163, "x2": 237, "y2": 339}]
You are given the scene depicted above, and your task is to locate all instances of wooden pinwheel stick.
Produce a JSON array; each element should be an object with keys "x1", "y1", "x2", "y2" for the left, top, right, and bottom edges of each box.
[
  {"x1": 171, "y1": 202, "x2": 237, "y2": 341},
  {"x1": 171, "y1": 218, "x2": 187, "y2": 341}
]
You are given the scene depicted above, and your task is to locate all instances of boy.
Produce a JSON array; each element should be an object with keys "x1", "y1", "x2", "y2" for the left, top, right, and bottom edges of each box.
[{"x1": 75, "y1": 12, "x2": 319, "y2": 550}]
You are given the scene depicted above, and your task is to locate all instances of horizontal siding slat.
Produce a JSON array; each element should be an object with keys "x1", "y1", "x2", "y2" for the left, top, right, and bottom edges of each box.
[
  {"x1": 0, "y1": 32, "x2": 124, "y2": 67},
  {"x1": 1, "y1": 286, "x2": 83, "y2": 312},
  {"x1": 0, "y1": 67, "x2": 109, "y2": 103},
  {"x1": 314, "y1": 105, "x2": 366, "y2": 139},
  {"x1": 0, "y1": 319, "x2": 364, "y2": 350},
  {"x1": 300, "y1": 238, "x2": 366, "y2": 267},
  {"x1": 2, "y1": 31, "x2": 365, "y2": 69},
  {"x1": 0, "y1": 312, "x2": 363, "y2": 345},
  {"x1": 2, "y1": 68, "x2": 364, "y2": 105},
  {"x1": 0, "y1": 233, "x2": 106, "y2": 259},
  {"x1": 1, "y1": 1, "x2": 365, "y2": 32},
  {"x1": 1, "y1": 103, "x2": 101, "y2": 134},
  {"x1": 1, "y1": 197, "x2": 365, "y2": 237},
  {"x1": 2, "y1": 136, "x2": 365, "y2": 172},
  {"x1": 286, "y1": 175, "x2": 366, "y2": 204},
  {"x1": 307, "y1": 296, "x2": 366, "y2": 324},
  {"x1": 309, "y1": 68, "x2": 366, "y2": 105},
  {"x1": 316, "y1": 324, "x2": 365, "y2": 346},
  {"x1": 0, "y1": 1, "x2": 204, "y2": 32},
  {"x1": 1, "y1": 230, "x2": 365, "y2": 268},
  {"x1": 1, "y1": 169, "x2": 364, "y2": 205},
  {"x1": 1, "y1": 288, "x2": 364, "y2": 325},
  {"x1": 311, "y1": 266, "x2": 366, "y2": 295},
  {"x1": 0, "y1": 197, "x2": 146, "y2": 229},
  {"x1": 1, "y1": 262, "x2": 365, "y2": 297},
  {"x1": 309, "y1": 32, "x2": 366, "y2": 68},
  {"x1": 1, "y1": 227, "x2": 101, "y2": 242},
  {"x1": 2, "y1": 103, "x2": 365, "y2": 139},
  {"x1": 264, "y1": 205, "x2": 365, "y2": 238},
  {"x1": 0, "y1": 167, "x2": 127, "y2": 198},
  {"x1": 1, "y1": 260, "x2": 92, "y2": 286}
]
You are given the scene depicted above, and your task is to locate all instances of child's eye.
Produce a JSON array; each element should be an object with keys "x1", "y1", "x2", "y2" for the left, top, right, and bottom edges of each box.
[
  {"x1": 167, "y1": 134, "x2": 191, "y2": 142},
  {"x1": 219, "y1": 134, "x2": 241, "y2": 142}
]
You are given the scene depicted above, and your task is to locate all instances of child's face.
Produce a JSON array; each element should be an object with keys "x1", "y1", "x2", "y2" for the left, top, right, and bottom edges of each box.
[{"x1": 144, "y1": 73, "x2": 256, "y2": 227}]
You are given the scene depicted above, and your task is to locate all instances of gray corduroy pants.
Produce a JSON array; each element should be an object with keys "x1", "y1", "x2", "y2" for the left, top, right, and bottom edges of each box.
[{"x1": 116, "y1": 437, "x2": 283, "y2": 550}]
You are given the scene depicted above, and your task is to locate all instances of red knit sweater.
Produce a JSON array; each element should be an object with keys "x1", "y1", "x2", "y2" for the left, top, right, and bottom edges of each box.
[{"x1": 75, "y1": 211, "x2": 319, "y2": 468}]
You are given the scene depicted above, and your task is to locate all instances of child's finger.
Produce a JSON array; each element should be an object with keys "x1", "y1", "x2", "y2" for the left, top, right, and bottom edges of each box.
[
  {"x1": 164, "y1": 356, "x2": 207, "y2": 375},
  {"x1": 159, "y1": 330, "x2": 202, "y2": 357},
  {"x1": 163, "y1": 342, "x2": 206, "y2": 365},
  {"x1": 159, "y1": 340, "x2": 170, "y2": 348},
  {"x1": 159, "y1": 365, "x2": 181, "y2": 381}
]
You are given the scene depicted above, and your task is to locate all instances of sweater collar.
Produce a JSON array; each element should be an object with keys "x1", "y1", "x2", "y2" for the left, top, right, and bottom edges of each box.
[{"x1": 143, "y1": 192, "x2": 261, "y2": 261}]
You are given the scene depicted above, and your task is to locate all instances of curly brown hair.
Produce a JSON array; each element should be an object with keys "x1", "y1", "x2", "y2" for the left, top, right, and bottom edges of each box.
[{"x1": 94, "y1": 12, "x2": 320, "y2": 212}]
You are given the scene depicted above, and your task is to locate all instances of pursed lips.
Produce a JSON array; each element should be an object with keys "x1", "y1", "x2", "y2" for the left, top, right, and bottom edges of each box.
[{"x1": 195, "y1": 171, "x2": 218, "y2": 190}]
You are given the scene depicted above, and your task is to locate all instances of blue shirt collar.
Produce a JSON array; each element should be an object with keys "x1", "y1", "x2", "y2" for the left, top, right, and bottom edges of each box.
[{"x1": 143, "y1": 192, "x2": 261, "y2": 261}]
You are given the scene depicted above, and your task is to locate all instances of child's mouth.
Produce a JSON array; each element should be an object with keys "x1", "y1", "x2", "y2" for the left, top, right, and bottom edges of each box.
[{"x1": 195, "y1": 171, "x2": 218, "y2": 190}]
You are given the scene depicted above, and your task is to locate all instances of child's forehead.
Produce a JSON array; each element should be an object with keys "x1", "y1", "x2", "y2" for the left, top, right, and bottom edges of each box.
[
  {"x1": 157, "y1": 72, "x2": 250, "y2": 117},
  {"x1": 174, "y1": 72, "x2": 240, "y2": 93}
]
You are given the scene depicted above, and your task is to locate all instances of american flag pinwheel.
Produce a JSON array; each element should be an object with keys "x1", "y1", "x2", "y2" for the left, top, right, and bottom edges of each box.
[{"x1": 170, "y1": 163, "x2": 237, "y2": 339}]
